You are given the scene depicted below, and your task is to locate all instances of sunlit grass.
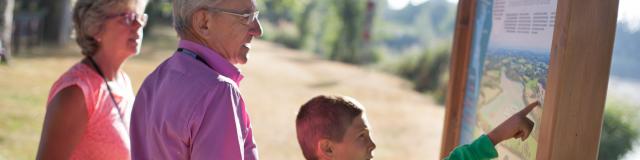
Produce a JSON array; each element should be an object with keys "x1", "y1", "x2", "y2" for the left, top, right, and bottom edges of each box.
[{"x1": 0, "y1": 26, "x2": 178, "y2": 159}]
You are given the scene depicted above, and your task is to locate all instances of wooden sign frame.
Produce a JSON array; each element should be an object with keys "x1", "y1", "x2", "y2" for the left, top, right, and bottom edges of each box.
[{"x1": 440, "y1": 0, "x2": 619, "y2": 159}]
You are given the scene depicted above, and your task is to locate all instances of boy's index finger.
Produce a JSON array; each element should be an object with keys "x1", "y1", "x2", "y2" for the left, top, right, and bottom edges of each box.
[{"x1": 518, "y1": 101, "x2": 540, "y2": 115}]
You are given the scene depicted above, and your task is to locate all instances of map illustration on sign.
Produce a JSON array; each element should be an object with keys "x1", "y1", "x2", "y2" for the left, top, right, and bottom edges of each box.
[{"x1": 460, "y1": 0, "x2": 556, "y2": 159}]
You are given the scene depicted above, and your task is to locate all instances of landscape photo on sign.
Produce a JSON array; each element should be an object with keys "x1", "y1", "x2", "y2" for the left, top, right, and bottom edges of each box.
[{"x1": 460, "y1": 0, "x2": 556, "y2": 159}]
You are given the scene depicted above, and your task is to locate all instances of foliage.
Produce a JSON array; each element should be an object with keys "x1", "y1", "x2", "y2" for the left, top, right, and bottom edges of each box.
[
  {"x1": 261, "y1": 0, "x2": 457, "y2": 64},
  {"x1": 260, "y1": 21, "x2": 300, "y2": 49},
  {"x1": 302, "y1": 1, "x2": 341, "y2": 58},
  {"x1": 432, "y1": 71, "x2": 449, "y2": 105},
  {"x1": 328, "y1": 0, "x2": 368, "y2": 64},
  {"x1": 383, "y1": 43, "x2": 451, "y2": 104},
  {"x1": 258, "y1": 0, "x2": 456, "y2": 98},
  {"x1": 259, "y1": 0, "x2": 308, "y2": 23},
  {"x1": 144, "y1": 0, "x2": 174, "y2": 34},
  {"x1": 413, "y1": 46, "x2": 450, "y2": 92},
  {"x1": 598, "y1": 100, "x2": 640, "y2": 160},
  {"x1": 375, "y1": 0, "x2": 456, "y2": 54},
  {"x1": 259, "y1": 0, "x2": 380, "y2": 64}
]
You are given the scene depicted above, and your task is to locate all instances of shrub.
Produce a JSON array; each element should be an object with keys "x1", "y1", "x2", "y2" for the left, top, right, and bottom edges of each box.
[{"x1": 598, "y1": 100, "x2": 639, "y2": 160}]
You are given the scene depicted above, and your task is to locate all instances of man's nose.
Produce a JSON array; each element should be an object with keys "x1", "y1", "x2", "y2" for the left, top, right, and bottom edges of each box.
[{"x1": 248, "y1": 18, "x2": 263, "y2": 37}]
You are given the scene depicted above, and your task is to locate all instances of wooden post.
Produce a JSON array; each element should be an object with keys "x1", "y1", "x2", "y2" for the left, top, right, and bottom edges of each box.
[
  {"x1": 536, "y1": 0, "x2": 619, "y2": 159},
  {"x1": 439, "y1": 0, "x2": 476, "y2": 158}
]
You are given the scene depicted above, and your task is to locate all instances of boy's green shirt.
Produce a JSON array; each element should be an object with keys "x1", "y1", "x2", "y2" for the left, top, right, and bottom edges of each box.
[{"x1": 444, "y1": 134, "x2": 498, "y2": 160}]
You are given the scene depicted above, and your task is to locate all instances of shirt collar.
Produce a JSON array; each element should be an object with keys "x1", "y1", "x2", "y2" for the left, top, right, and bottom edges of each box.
[{"x1": 178, "y1": 39, "x2": 244, "y2": 84}]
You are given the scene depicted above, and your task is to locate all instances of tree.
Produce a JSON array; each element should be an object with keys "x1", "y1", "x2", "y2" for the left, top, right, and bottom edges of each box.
[
  {"x1": 260, "y1": 0, "x2": 302, "y2": 23},
  {"x1": 598, "y1": 104, "x2": 639, "y2": 160},
  {"x1": 144, "y1": 0, "x2": 174, "y2": 34},
  {"x1": 0, "y1": 0, "x2": 14, "y2": 64},
  {"x1": 296, "y1": 1, "x2": 317, "y2": 49},
  {"x1": 40, "y1": 0, "x2": 72, "y2": 45},
  {"x1": 330, "y1": 0, "x2": 368, "y2": 64}
]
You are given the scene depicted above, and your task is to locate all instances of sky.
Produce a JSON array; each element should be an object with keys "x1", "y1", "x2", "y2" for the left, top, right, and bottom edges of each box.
[
  {"x1": 387, "y1": 0, "x2": 458, "y2": 10},
  {"x1": 618, "y1": 0, "x2": 640, "y2": 31},
  {"x1": 387, "y1": 0, "x2": 640, "y2": 31}
]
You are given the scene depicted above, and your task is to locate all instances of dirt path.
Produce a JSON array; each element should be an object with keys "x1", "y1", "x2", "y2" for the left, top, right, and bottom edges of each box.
[{"x1": 238, "y1": 40, "x2": 445, "y2": 159}]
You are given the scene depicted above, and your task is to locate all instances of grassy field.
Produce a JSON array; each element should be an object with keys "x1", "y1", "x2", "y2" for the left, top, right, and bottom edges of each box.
[
  {"x1": 0, "y1": 27, "x2": 445, "y2": 159},
  {"x1": 0, "y1": 47, "x2": 168, "y2": 160}
]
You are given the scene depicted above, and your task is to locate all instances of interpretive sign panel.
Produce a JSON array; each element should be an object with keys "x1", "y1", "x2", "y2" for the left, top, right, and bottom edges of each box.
[{"x1": 459, "y1": 0, "x2": 556, "y2": 159}]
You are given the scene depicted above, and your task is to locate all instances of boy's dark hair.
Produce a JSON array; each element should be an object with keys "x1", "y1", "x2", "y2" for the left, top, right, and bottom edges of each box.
[{"x1": 295, "y1": 95, "x2": 364, "y2": 160}]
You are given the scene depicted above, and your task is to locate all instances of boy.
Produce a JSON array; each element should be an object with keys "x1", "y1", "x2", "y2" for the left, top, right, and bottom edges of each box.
[{"x1": 295, "y1": 95, "x2": 539, "y2": 160}]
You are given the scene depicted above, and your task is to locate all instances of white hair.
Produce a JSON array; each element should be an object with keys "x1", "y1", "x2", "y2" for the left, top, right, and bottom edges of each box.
[{"x1": 172, "y1": 0, "x2": 222, "y2": 37}]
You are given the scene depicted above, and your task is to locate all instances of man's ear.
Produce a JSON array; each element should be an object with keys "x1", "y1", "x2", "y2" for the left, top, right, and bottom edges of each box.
[
  {"x1": 190, "y1": 10, "x2": 210, "y2": 36},
  {"x1": 317, "y1": 139, "x2": 334, "y2": 160}
]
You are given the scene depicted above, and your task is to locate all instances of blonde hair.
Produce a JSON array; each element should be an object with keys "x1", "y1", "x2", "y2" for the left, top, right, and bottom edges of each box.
[{"x1": 72, "y1": 0, "x2": 147, "y2": 56}]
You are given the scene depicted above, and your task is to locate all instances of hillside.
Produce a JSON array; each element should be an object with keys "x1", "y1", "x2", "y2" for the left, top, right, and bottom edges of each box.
[{"x1": 611, "y1": 24, "x2": 640, "y2": 80}]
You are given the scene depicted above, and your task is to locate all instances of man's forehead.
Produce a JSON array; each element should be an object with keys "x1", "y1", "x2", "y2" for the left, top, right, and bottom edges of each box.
[{"x1": 218, "y1": 0, "x2": 257, "y2": 11}]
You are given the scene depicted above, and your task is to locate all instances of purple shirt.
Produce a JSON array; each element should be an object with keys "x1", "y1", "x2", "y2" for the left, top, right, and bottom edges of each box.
[{"x1": 130, "y1": 40, "x2": 258, "y2": 160}]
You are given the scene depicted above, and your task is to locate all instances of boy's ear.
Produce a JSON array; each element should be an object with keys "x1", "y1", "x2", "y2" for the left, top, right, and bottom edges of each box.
[{"x1": 317, "y1": 139, "x2": 334, "y2": 160}]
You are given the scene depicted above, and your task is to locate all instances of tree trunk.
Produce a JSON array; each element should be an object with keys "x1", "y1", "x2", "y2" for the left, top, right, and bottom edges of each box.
[
  {"x1": 1, "y1": 0, "x2": 14, "y2": 64},
  {"x1": 40, "y1": 0, "x2": 72, "y2": 45}
]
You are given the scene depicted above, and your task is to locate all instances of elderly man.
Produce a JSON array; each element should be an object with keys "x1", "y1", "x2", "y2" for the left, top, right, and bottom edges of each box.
[{"x1": 130, "y1": 0, "x2": 262, "y2": 159}]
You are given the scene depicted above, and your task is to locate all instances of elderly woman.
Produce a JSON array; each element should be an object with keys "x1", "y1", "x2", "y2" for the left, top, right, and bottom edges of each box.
[
  {"x1": 36, "y1": 0, "x2": 147, "y2": 159},
  {"x1": 129, "y1": 0, "x2": 262, "y2": 159}
]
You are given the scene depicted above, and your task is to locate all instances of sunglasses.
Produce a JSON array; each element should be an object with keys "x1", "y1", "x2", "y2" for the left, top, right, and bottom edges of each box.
[{"x1": 106, "y1": 12, "x2": 148, "y2": 26}]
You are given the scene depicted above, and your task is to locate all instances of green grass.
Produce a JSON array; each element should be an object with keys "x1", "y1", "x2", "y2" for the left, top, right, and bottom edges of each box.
[
  {"x1": 0, "y1": 26, "x2": 178, "y2": 159},
  {"x1": 0, "y1": 58, "x2": 72, "y2": 159}
]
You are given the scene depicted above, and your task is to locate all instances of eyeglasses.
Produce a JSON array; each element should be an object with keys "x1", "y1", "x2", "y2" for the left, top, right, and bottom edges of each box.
[
  {"x1": 106, "y1": 12, "x2": 148, "y2": 26},
  {"x1": 206, "y1": 7, "x2": 259, "y2": 25}
]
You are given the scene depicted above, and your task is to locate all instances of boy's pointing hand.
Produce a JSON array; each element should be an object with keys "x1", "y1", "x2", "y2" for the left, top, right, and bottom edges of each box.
[{"x1": 487, "y1": 101, "x2": 540, "y2": 145}]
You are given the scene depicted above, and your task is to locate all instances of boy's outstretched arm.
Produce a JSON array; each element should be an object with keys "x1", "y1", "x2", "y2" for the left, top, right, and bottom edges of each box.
[{"x1": 444, "y1": 101, "x2": 540, "y2": 160}]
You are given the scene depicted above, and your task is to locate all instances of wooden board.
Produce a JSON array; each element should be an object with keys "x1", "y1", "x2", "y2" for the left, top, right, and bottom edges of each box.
[
  {"x1": 536, "y1": 0, "x2": 619, "y2": 159},
  {"x1": 441, "y1": 0, "x2": 619, "y2": 159},
  {"x1": 439, "y1": 0, "x2": 477, "y2": 157}
]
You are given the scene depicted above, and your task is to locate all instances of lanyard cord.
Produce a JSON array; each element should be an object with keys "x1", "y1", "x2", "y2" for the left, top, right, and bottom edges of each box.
[
  {"x1": 86, "y1": 57, "x2": 128, "y2": 132},
  {"x1": 178, "y1": 48, "x2": 208, "y2": 66}
]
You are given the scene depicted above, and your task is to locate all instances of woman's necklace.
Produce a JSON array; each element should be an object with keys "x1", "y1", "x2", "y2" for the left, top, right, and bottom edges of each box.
[{"x1": 86, "y1": 57, "x2": 128, "y2": 133}]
